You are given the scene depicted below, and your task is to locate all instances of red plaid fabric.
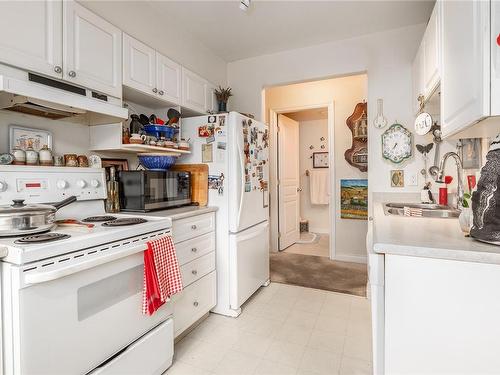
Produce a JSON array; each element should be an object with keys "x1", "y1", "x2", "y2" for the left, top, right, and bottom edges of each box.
[{"x1": 142, "y1": 236, "x2": 183, "y2": 315}]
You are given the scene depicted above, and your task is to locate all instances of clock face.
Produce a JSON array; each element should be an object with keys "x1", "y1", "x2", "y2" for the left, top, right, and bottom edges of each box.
[
  {"x1": 414, "y1": 112, "x2": 433, "y2": 135},
  {"x1": 381, "y1": 124, "x2": 413, "y2": 164}
]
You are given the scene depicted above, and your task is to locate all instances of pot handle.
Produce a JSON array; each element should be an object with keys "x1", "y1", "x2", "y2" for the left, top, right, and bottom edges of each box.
[{"x1": 52, "y1": 196, "x2": 77, "y2": 210}]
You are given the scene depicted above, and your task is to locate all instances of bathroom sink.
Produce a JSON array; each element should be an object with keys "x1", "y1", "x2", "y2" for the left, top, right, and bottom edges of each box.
[{"x1": 384, "y1": 202, "x2": 460, "y2": 218}]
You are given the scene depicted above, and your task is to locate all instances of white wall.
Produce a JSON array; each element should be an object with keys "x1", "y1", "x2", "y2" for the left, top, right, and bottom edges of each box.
[
  {"x1": 297, "y1": 119, "x2": 330, "y2": 234},
  {"x1": 227, "y1": 23, "x2": 457, "y2": 200}
]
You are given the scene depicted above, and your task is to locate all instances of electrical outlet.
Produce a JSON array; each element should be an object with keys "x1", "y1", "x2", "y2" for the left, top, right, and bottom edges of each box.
[{"x1": 408, "y1": 172, "x2": 418, "y2": 186}]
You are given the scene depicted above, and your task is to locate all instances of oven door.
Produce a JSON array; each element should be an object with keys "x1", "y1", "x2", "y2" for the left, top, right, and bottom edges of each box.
[
  {"x1": 5, "y1": 243, "x2": 172, "y2": 375},
  {"x1": 143, "y1": 171, "x2": 191, "y2": 210}
]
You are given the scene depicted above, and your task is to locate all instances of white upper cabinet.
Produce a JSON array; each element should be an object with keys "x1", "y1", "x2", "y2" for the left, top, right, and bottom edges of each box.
[
  {"x1": 440, "y1": 0, "x2": 490, "y2": 137},
  {"x1": 205, "y1": 82, "x2": 218, "y2": 113},
  {"x1": 412, "y1": 44, "x2": 425, "y2": 115},
  {"x1": 491, "y1": 1, "x2": 500, "y2": 116},
  {"x1": 123, "y1": 33, "x2": 156, "y2": 96},
  {"x1": 423, "y1": 4, "x2": 440, "y2": 97},
  {"x1": 63, "y1": 1, "x2": 122, "y2": 98},
  {"x1": 0, "y1": 0, "x2": 63, "y2": 78},
  {"x1": 182, "y1": 67, "x2": 208, "y2": 114},
  {"x1": 156, "y1": 53, "x2": 182, "y2": 104}
]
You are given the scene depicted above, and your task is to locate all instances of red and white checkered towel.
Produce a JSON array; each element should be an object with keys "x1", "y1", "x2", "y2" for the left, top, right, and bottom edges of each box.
[{"x1": 142, "y1": 236, "x2": 183, "y2": 315}]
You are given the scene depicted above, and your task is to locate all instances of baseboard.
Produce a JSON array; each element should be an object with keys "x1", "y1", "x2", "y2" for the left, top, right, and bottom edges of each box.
[
  {"x1": 334, "y1": 254, "x2": 367, "y2": 264},
  {"x1": 309, "y1": 228, "x2": 329, "y2": 234}
]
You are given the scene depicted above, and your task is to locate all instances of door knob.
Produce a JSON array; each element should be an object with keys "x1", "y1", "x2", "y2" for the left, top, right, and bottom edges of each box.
[
  {"x1": 68, "y1": 70, "x2": 76, "y2": 78},
  {"x1": 54, "y1": 66, "x2": 62, "y2": 73}
]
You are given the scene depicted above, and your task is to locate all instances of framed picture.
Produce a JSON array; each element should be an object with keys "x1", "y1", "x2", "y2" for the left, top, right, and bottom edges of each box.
[
  {"x1": 9, "y1": 125, "x2": 53, "y2": 152},
  {"x1": 202, "y1": 143, "x2": 213, "y2": 163},
  {"x1": 313, "y1": 152, "x2": 329, "y2": 168},
  {"x1": 101, "y1": 158, "x2": 129, "y2": 180},
  {"x1": 340, "y1": 179, "x2": 368, "y2": 220},
  {"x1": 390, "y1": 170, "x2": 405, "y2": 188},
  {"x1": 460, "y1": 138, "x2": 482, "y2": 169}
]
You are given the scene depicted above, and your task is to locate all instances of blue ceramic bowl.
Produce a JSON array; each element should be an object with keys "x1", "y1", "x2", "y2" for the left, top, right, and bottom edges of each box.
[
  {"x1": 143, "y1": 125, "x2": 176, "y2": 139},
  {"x1": 138, "y1": 154, "x2": 177, "y2": 171}
]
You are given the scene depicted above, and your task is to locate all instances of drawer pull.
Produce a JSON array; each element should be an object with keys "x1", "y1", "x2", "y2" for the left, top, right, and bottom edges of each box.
[
  {"x1": 193, "y1": 301, "x2": 199, "y2": 307},
  {"x1": 191, "y1": 247, "x2": 197, "y2": 253},
  {"x1": 191, "y1": 225, "x2": 197, "y2": 230},
  {"x1": 192, "y1": 270, "x2": 198, "y2": 275}
]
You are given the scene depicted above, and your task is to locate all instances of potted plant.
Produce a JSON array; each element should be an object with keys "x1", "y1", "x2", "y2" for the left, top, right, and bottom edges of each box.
[{"x1": 214, "y1": 86, "x2": 232, "y2": 113}]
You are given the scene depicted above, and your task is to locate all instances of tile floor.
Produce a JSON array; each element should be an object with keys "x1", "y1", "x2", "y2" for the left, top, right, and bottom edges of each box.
[
  {"x1": 167, "y1": 282, "x2": 372, "y2": 375},
  {"x1": 284, "y1": 234, "x2": 330, "y2": 258}
]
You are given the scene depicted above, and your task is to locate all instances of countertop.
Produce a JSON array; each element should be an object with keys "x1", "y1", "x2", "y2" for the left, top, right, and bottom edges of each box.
[
  {"x1": 138, "y1": 205, "x2": 218, "y2": 221},
  {"x1": 372, "y1": 193, "x2": 500, "y2": 265}
]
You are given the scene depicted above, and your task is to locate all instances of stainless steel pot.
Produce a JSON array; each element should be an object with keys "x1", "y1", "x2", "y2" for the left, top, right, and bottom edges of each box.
[{"x1": 0, "y1": 196, "x2": 77, "y2": 237}]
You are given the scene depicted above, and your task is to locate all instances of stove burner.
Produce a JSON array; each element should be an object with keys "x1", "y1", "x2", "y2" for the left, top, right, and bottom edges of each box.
[
  {"x1": 15, "y1": 233, "x2": 71, "y2": 244},
  {"x1": 82, "y1": 216, "x2": 117, "y2": 223},
  {"x1": 102, "y1": 218, "x2": 148, "y2": 227}
]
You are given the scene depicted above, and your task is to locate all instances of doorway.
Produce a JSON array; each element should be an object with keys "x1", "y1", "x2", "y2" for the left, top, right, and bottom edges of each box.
[{"x1": 277, "y1": 108, "x2": 331, "y2": 258}]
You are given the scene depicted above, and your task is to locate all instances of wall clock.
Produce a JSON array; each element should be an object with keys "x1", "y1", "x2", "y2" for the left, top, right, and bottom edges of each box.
[
  {"x1": 313, "y1": 152, "x2": 329, "y2": 168},
  {"x1": 381, "y1": 123, "x2": 413, "y2": 164}
]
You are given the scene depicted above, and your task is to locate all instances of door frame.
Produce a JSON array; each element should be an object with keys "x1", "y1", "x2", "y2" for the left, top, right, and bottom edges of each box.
[{"x1": 269, "y1": 102, "x2": 335, "y2": 260}]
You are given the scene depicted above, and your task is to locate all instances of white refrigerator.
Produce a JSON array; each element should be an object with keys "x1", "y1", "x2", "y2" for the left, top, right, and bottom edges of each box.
[{"x1": 181, "y1": 112, "x2": 270, "y2": 317}]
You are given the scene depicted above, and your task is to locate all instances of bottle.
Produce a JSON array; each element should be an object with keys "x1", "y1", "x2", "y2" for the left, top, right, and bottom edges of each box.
[{"x1": 106, "y1": 167, "x2": 120, "y2": 213}]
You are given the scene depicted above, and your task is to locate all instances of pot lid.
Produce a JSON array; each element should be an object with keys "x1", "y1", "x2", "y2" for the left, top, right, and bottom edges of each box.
[{"x1": 0, "y1": 200, "x2": 56, "y2": 215}]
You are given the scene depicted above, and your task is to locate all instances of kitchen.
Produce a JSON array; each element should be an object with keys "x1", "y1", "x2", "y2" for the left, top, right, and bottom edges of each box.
[{"x1": 0, "y1": 1, "x2": 499, "y2": 375}]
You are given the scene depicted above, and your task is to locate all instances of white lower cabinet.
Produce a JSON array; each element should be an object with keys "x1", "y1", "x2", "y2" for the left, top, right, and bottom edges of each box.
[{"x1": 385, "y1": 254, "x2": 500, "y2": 374}]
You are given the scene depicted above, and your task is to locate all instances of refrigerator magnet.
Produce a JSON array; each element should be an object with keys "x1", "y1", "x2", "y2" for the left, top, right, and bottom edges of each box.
[
  {"x1": 245, "y1": 182, "x2": 251, "y2": 192},
  {"x1": 202, "y1": 143, "x2": 213, "y2": 163},
  {"x1": 206, "y1": 135, "x2": 215, "y2": 144},
  {"x1": 219, "y1": 115, "x2": 226, "y2": 127}
]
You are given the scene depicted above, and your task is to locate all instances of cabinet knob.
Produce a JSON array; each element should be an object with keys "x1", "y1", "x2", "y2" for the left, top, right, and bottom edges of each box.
[
  {"x1": 192, "y1": 270, "x2": 198, "y2": 275},
  {"x1": 191, "y1": 247, "x2": 197, "y2": 252},
  {"x1": 191, "y1": 225, "x2": 197, "y2": 230},
  {"x1": 152, "y1": 88, "x2": 158, "y2": 93},
  {"x1": 497, "y1": 33, "x2": 500, "y2": 47},
  {"x1": 193, "y1": 301, "x2": 199, "y2": 307},
  {"x1": 158, "y1": 90, "x2": 164, "y2": 96},
  {"x1": 54, "y1": 65, "x2": 62, "y2": 74},
  {"x1": 68, "y1": 70, "x2": 76, "y2": 78}
]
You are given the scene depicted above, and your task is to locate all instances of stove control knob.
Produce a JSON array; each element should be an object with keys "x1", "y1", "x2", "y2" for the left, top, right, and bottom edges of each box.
[
  {"x1": 76, "y1": 179, "x2": 87, "y2": 188},
  {"x1": 90, "y1": 179, "x2": 100, "y2": 188},
  {"x1": 57, "y1": 180, "x2": 68, "y2": 189},
  {"x1": 0, "y1": 181, "x2": 7, "y2": 192}
]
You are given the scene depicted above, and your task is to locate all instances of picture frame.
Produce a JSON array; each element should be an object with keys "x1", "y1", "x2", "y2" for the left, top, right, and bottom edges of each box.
[
  {"x1": 9, "y1": 125, "x2": 53, "y2": 152},
  {"x1": 340, "y1": 179, "x2": 368, "y2": 220},
  {"x1": 101, "y1": 158, "x2": 129, "y2": 180},
  {"x1": 313, "y1": 152, "x2": 329, "y2": 168},
  {"x1": 390, "y1": 170, "x2": 405, "y2": 188},
  {"x1": 460, "y1": 138, "x2": 482, "y2": 169}
]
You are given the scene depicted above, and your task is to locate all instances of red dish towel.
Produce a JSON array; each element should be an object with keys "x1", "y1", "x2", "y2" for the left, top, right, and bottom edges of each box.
[{"x1": 142, "y1": 236, "x2": 183, "y2": 315}]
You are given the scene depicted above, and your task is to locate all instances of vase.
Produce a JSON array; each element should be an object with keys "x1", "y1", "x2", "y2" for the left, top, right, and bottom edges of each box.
[
  {"x1": 218, "y1": 101, "x2": 227, "y2": 113},
  {"x1": 459, "y1": 207, "x2": 473, "y2": 236}
]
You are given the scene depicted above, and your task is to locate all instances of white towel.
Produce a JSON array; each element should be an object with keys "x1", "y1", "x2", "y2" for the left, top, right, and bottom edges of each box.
[{"x1": 309, "y1": 169, "x2": 330, "y2": 205}]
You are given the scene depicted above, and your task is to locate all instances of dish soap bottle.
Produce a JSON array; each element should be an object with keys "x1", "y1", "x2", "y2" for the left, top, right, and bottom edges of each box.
[{"x1": 106, "y1": 166, "x2": 120, "y2": 213}]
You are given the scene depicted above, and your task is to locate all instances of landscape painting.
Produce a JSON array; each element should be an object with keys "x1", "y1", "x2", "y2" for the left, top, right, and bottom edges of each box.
[{"x1": 340, "y1": 179, "x2": 368, "y2": 220}]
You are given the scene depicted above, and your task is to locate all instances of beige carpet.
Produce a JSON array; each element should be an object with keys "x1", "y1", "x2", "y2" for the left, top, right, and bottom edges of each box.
[{"x1": 270, "y1": 252, "x2": 368, "y2": 297}]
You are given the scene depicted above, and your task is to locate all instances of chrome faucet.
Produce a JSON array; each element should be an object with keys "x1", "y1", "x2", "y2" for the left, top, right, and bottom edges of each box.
[{"x1": 436, "y1": 152, "x2": 464, "y2": 209}]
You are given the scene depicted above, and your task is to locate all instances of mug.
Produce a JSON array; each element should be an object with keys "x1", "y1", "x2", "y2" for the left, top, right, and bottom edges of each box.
[
  {"x1": 54, "y1": 155, "x2": 65, "y2": 166},
  {"x1": 64, "y1": 154, "x2": 78, "y2": 167},
  {"x1": 78, "y1": 155, "x2": 89, "y2": 167}
]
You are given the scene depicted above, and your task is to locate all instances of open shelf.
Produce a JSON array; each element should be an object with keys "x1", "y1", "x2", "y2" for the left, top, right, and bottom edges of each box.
[{"x1": 92, "y1": 143, "x2": 190, "y2": 156}]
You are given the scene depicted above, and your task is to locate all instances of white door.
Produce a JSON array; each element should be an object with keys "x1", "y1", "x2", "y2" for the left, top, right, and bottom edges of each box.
[
  {"x1": 228, "y1": 113, "x2": 270, "y2": 233},
  {"x1": 63, "y1": 1, "x2": 122, "y2": 98},
  {"x1": 441, "y1": 0, "x2": 490, "y2": 137},
  {"x1": 492, "y1": 0, "x2": 500, "y2": 116},
  {"x1": 423, "y1": 3, "x2": 440, "y2": 97},
  {"x1": 182, "y1": 67, "x2": 207, "y2": 113},
  {"x1": 229, "y1": 221, "x2": 269, "y2": 310},
  {"x1": 278, "y1": 114, "x2": 300, "y2": 250},
  {"x1": 156, "y1": 52, "x2": 181, "y2": 103},
  {"x1": 0, "y1": 0, "x2": 62, "y2": 78},
  {"x1": 123, "y1": 33, "x2": 156, "y2": 96}
]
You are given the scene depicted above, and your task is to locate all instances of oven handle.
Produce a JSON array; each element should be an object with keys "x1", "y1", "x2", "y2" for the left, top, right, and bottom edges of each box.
[{"x1": 24, "y1": 244, "x2": 148, "y2": 285}]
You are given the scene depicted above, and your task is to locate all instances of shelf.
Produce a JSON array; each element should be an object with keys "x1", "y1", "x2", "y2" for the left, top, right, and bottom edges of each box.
[{"x1": 92, "y1": 143, "x2": 191, "y2": 156}]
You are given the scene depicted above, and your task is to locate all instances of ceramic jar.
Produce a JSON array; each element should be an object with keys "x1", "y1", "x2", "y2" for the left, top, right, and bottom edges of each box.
[
  {"x1": 64, "y1": 154, "x2": 78, "y2": 167},
  {"x1": 25, "y1": 147, "x2": 38, "y2": 165},
  {"x1": 11, "y1": 147, "x2": 26, "y2": 165},
  {"x1": 39, "y1": 145, "x2": 53, "y2": 166},
  {"x1": 77, "y1": 155, "x2": 89, "y2": 167},
  {"x1": 54, "y1": 155, "x2": 65, "y2": 166}
]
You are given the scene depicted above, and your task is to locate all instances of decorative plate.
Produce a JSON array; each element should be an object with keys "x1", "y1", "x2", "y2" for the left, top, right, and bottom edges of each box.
[
  {"x1": 0, "y1": 153, "x2": 14, "y2": 165},
  {"x1": 381, "y1": 123, "x2": 413, "y2": 164},
  {"x1": 414, "y1": 112, "x2": 433, "y2": 135}
]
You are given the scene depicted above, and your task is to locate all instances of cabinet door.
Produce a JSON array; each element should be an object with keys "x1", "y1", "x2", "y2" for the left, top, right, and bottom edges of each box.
[
  {"x1": 492, "y1": 0, "x2": 500, "y2": 116},
  {"x1": 156, "y1": 52, "x2": 181, "y2": 104},
  {"x1": 63, "y1": 1, "x2": 122, "y2": 98},
  {"x1": 441, "y1": 0, "x2": 490, "y2": 138},
  {"x1": 0, "y1": 0, "x2": 62, "y2": 78},
  {"x1": 123, "y1": 34, "x2": 156, "y2": 97},
  {"x1": 205, "y1": 82, "x2": 218, "y2": 113},
  {"x1": 411, "y1": 44, "x2": 424, "y2": 115},
  {"x1": 423, "y1": 3, "x2": 440, "y2": 97},
  {"x1": 182, "y1": 67, "x2": 207, "y2": 113}
]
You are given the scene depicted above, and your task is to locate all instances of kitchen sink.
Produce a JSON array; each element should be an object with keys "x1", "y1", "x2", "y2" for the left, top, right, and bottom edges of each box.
[{"x1": 383, "y1": 202, "x2": 460, "y2": 218}]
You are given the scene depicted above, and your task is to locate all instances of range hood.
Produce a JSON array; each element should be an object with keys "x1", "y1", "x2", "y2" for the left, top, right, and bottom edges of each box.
[{"x1": 0, "y1": 66, "x2": 128, "y2": 125}]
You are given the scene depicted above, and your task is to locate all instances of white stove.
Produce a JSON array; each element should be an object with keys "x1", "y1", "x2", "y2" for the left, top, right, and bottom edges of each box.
[{"x1": 0, "y1": 166, "x2": 174, "y2": 375}]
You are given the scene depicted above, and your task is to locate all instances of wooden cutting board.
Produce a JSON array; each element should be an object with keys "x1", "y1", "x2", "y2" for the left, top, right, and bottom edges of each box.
[{"x1": 171, "y1": 164, "x2": 208, "y2": 206}]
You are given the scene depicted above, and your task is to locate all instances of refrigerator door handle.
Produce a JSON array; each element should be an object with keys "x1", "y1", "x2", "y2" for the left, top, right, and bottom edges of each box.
[{"x1": 236, "y1": 129, "x2": 245, "y2": 230}]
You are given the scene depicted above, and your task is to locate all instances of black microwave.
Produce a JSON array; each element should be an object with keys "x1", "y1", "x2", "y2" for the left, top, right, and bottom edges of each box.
[{"x1": 119, "y1": 170, "x2": 191, "y2": 212}]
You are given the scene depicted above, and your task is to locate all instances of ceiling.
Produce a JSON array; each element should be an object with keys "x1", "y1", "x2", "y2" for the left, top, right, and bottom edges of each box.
[
  {"x1": 285, "y1": 108, "x2": 328, "y2": 122},
  {"x1": 147, "y1": 0, "x2": 435, "y2": 61}
]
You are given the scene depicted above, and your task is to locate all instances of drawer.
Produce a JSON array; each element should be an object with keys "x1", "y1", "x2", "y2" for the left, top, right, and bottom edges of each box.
[
  {"x1": 173, "y1": 213, "x2": 215, "y2": 243},
  {"x1": 172, "y1": 271, "x2": 216, "y2": 337},
  {"x1": 175, "y1": 232, "x2": 215, "y2": 266},
  {"x1": 180, "y1": 251, "x2": 215, "y2": 287}
]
